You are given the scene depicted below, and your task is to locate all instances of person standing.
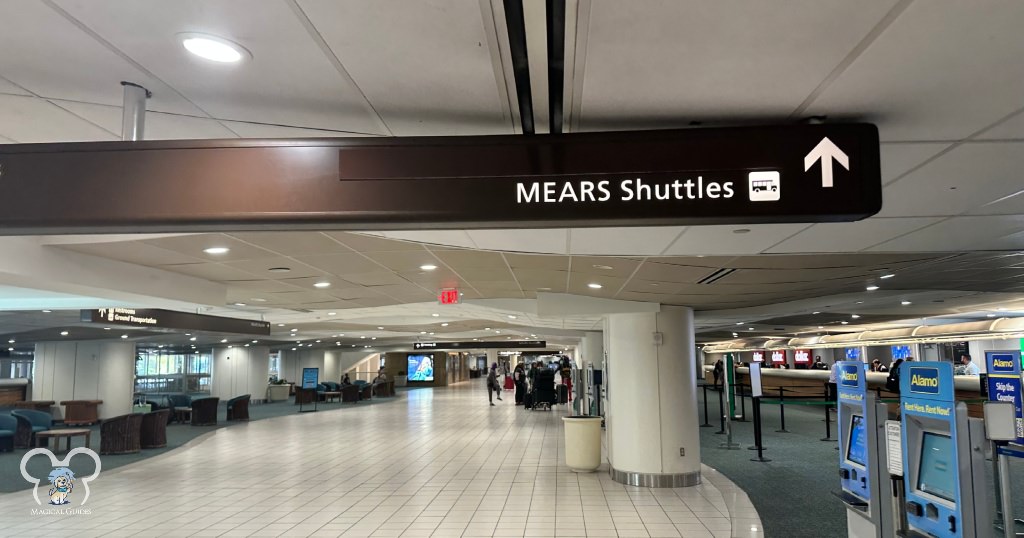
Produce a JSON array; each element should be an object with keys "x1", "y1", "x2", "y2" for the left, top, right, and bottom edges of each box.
[
  {"x1": 487, "y1": 363, "x2": 502, "y2": 406},
  {"x1": 959, "y1": 354, "x2": 980, "y2": 375},
  {"x1": 513, "y1": 364, "x2": 526, "y2": 405},
  {"x1": 712, "y1": 359, "x2": 724, "y2": 390}
]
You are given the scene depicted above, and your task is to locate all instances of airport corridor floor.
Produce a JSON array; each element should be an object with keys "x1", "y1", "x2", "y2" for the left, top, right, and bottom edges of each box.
[{"x1": 0, "y1": 382, "x2": 760, "y2": 538}]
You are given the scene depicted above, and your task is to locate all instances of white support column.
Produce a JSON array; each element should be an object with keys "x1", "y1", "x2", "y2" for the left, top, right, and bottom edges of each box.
[
  {"x1": 606, "y1": 305, "x2": 701, "y2": 487},
  {"x1": 33, "y1": 340, "x2": 135, "y2": 420}
]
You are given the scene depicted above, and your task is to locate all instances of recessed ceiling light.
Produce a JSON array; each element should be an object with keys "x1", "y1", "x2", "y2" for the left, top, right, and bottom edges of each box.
[
  {"x1": 185, "y1": 333, "x2": 192, "y2": 336},
  {"x1": 336, "y1": 342, "x2": 341, "y2": 345},
  {"x1": 220, "y1": 339, "x2": 227, "y2": 343},
  {"x1": 290, "y1": 328, "x2": 298, "y2": 332},
  {"x1": 233, "y1": 302, "x2": 247, "y2": 306},
  {"x1": 377, "y1": 326, "x2": 384, "y2": 330},
  {"x1": 997, "y1": 307, "x2": 1007, "y2": 311},
  {"x1": 268, "y1": 267, "x2": 291, "y2": 273},
  {"x1": 103, "y1": 327, "x2": 110, "y2": 330},
  {"x1": 530, "y1": 334, "x2": 536, "y2": 337},
  {"x1": 314, "y1": 282, "x2": 331, "y2": 288},
  {"x1": 292, "y1": 347, "x2": 297, "y2": 351},
  {"x1": 537, "y1": 287, "x2": 552, "y2": 291},
  {"x1": 747, "y1": 327, "x2": 754, "y2": 331},
  {"x1": 473, "y1": 338, "x2": 479, "y2": 341},
  {"x1": 812, "y1": 311, "x2": 821, "y2": 315},
  {"x1": 189, "y1": 337, "x2": 197, "y2": 341},
  {"x1": 316, "y1": 340, "x2": 322, "y2": 343},
  {"x1": 431, "y1": 313, "x2": 440, "y2": 317},
  {"x1": 901, "y1": 301, "x2": 912, "y2": 305},
  {"x1": 987, "y1": 313, "x2": 996, "y2": 317},
  {"x1": 855, "y1": 301, "x2": 864, "y2": 304},
  {"x1": 252, "y1": 340, "x2": 258, "y2": 343},
  {"x1": 841, "y1": 321, "x2": 849, "y2": 325},
  {"x1": 121, "y1": 334, "x2": 128, "y2": 339},
  {"x1": 420, "y1": 331, "x2": 427, "y2": 335},
  {"x1": 250, "y1": 298, "x2": 267, "y2": 302},
  {"x1": 880, "y1": 274, "x2": 895, "y2": 279},
  {"x1": 203, "y1": 247, "x2": 230, "y2": 255},
  {"x1": 817, "y1": 326, "x2": 824, "y2": 329},
  {"x1": 419, "y1": 264, "x2": 438, "y2": 271},
  {"x1": 371, "y1": 337, "x2": 376, "y2": 340},
  {"x1": 441, "y1": 323, "x2": 449, "y2": 327},
  {"x1": 733, "y1": 228, "x2": 751, "y2": 234},
  {"x1": 866, "y1": 286, "x2": 879, "y2": 291},
  {"x1": 6, "y1": 339, "x2": 12, "y2": 343},
  {"x1": 339, "y1": 334, "x2": 344, "y2": 337},
  {"x1": 42, "y1": 309, "x2": 52, "y2": 313},
  {"x1": 495, "y1": 331, "x2": 501, "y2": 334},
  {"x1": 588, "y1": 283, "x2": 603, "y2": 289},
  {"x1": 244, "y1": 344, "x2": 250, "y2": 347},
  {"x1": 278, "y1": 323, "x2": 285, "y2": 327},
  {"x1": 180, "y1": 33, "x2": 249, "y2": 63},
  {"x1": 485, "y1": 327, "x2": 491, "y2": 331},
  {"x1": 6, "y1": 348, "x2": 12, "y2": 351},
  {"x1": 360, "y1": 336, "x2": 366, "y2": 339},
  {"x1": 851, "y1": 314, "x2": 860, "y2": 319},
  {"x1": 593, "y1": 264, "x2": 613, "y2": 270},
  {"x1": 508, "y1": 315, "x2": 517, "y2": 319},
  {"x1": 60, "y1": 331, "x2": 68, "y2": 336},
  {"x1": 328, "y1": 312, "x2": 337, "y2": 316}
]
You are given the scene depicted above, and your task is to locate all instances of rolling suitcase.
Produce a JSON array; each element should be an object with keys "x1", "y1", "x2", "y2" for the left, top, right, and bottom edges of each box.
[
  {"x1": 557, "y1": 384, "x2": 568, "y2": 404},
  {"x1": 523, "y1": 392, "x2": 533, "y2": 409}
]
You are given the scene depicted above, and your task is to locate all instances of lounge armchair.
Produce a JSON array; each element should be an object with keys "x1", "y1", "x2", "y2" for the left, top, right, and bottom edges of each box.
[
  {"x1": 140, "y1": 409, "x2": 170, "y2": 449},
  {"x1": 226, "y1": 395, "x2": 250, "y2": 421},
  {"x1": 190, "y1": 397, "x2": 220, "y2": 426},
  {"x1": 0, "y1": 415, "x2": 16, "y2": 452},
  {"x1": 100, "y1": 413, "x2": 143, "y2": 455},
  {"x1": 11, "y1": 409, "x2": 53, "y2": 449},
  {"x1": 341, "y1": 384, "x2": 360, "y2": 403},
  {"x1": 145, "y1": 399, "x2": 174, "y2": 424}
]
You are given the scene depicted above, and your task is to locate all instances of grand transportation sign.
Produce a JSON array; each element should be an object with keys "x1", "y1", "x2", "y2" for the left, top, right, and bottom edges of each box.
[{"x1": 0, "y1": 124, "x2": 880, "y2": 234}]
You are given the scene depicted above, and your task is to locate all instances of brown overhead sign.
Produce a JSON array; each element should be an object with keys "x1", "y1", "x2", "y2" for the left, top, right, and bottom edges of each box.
[{"x1": 0, "y1": 124, "x2": 881, "y2": 234}]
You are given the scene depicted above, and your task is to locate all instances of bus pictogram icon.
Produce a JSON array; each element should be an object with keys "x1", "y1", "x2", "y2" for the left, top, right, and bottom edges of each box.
[{"x1": 748, "y1": 171, "x2": 780, "y2": 202}]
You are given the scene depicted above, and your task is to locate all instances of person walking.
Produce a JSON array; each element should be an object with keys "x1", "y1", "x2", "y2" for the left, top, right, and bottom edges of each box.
[
  {"x1": 487, "y1": 363, "x2": 502, "y2": 406},
  {"x1": 712, "y1": 359, "x2": 724, "y2": 390}
]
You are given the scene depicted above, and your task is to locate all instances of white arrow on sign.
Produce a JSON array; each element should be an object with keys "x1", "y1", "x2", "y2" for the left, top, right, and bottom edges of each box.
[{"x1": 804, "y1": 137, "x2": 849, "y2": 188}]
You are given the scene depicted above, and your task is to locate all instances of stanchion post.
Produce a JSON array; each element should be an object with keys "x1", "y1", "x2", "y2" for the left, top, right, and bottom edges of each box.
[
  {"x1": 821, "y1": 401, "x2": 834, "y2": 441},
  {"x1": 715, "y1": 386, "x2": 726, "y2": 434},
  {"x1": 750, "y1": 396, "x2": 770, "y2": 462},
  {"x1": 701, "y1": 384, "x2": 712, "y2": 428},
  {"x1": 775, "y1": 387, "x2": 789, "y2": 433},
  {"x1": 738, "y1": 383, "x2": 747, "y2": 422}
]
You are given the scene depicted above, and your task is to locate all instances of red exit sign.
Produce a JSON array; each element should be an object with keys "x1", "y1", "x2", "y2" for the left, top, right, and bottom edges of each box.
[{"x1": 438, "y1": 288, "x2": 460, "y2": 305}]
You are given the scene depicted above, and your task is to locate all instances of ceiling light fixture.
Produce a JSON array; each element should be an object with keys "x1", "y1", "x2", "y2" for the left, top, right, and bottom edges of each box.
[
  {"x1": 250, "y1": 298, "x2": 266, "y2": 302},
  {"x1": 997, "y1": 307, "x2": 1007, "y2": 311},
  {"x1": 60, "y1": 331, "x2": 68, "y2": 336},
  {"x1": 588, "y1": 283, "x2": 603, "y2": 289},
  {"x1": 252, "y1": 340, "x2": 258, "y2": 343},
  {"x1": 508, "y1": 315, "x2": 517, "y2": 319},
  {"x1": 277, "y1": 323, "x2": 285, "y2": 327},
  {"x1": 121, "y1": 334, "x2": 128, "y2": 339},
  {"x1": 233, "y1": 302, "x2": 246, "y2": 306},
  {"x1": 377, "y1": 326, "x2": 384, "y2": 330},
  {"x1": 103, "y1": 327, "x2": 111, "y2": 330},
  {"x1": 431, "y1": 313, "x2": 440, "y2": 317},
  {"x1": 189, "y1": 337, "x2": 197, "y2": 341},
  {"x1": 180, "y1": 33, "x2": 249, "y2": 63},
  {"x1": 841, "y1": 321, "x2": 849, "y2": 325},
  {"x1": 901, "y1": 301, "x2": 912, "y2": 305},
  {"x1": 268, "y1": 267, "x2": 291, "y2": 273},
  {"x1": 203, "y1": 247, "x2": 230, "y2": 255},
  {"x1": 592, "y1": 264, "x2": 613, "y2": 270},
  {"x1": 817, "y1": 326, "x2": 824, "y2": 329},
  {"x1": 880, "y1": 274, "x2": 895, "y2": 279},
  {"x1": 42, "y1": 309, "x2": 52, "y2": 313},
  {"x1": 987, "y1": 313, "x2": 996, "y2": 318},
  {"x1": 360, "y1": 336, "x2": 366, "y2": 339},
  {"x1": 328, "y1": 312, "x2": 338, "y2": 316},
  {"x1": 6, "y1": 339, "x2": 12, "y2": 344},
  {"x1": 747, "y1": 327, "x2": 754, "y2": 331},
  {"x1": 812, "y1": 311, "x2": 821, "y2": 315},
  {"x1": 866, "y1": 286, "x2": 879, "y2": 291},
  {"x1": 290, "y1": 328, "x2": 298, "y2": 332},
  {"x1": 420, "y1": 331, "x2": 427, "y2": 335},
  {"x1": 851, "y1": 314, "x2": 861, "y2": 319},
  {"x1": 220, "y1": 339, "x2": 227, "y2": 343},
  {"x1": 441, "y1": 323, "x2": 449, "y2": 327},
  {"x1": 419, "y1": 264, "x2": 437, "y2": 271},
  {"x1": 314, "y1": 282, "x2": 331, "y2": 288}
]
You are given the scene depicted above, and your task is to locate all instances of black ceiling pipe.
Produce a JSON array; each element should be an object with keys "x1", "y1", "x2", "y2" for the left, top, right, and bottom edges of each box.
[
  {"x1": 503, "y1": 0, "x2": 535, "y2": 134},
  {"x1": 546, "y1": 0, "x2": 565, "y2": 134}
]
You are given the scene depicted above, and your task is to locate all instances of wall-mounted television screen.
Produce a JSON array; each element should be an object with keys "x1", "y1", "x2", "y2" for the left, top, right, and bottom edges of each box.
[
  {"x1": 407, "y1": 354, "x2": 434, "y2": 382},
  {"x1": 917, "y1": 432, "x2": 955, "y2": 503},
  {"x1": 892, "y1": 345, "x2": 912, "y2": 360},
  {"x1": 846, "y1": 415, "x2": 867, "y2": 467},
  {"x1": 845, "y1": 348, "x2": 861, "y2": 360}
]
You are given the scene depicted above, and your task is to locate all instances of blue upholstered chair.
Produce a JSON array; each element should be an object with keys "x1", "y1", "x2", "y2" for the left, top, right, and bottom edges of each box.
[
  {"x1": 11, "y1": 409, "x2": 53, "y2": 448},
  {"x1": 0, "y1": 415, "x2": 16, "y2": 452}
]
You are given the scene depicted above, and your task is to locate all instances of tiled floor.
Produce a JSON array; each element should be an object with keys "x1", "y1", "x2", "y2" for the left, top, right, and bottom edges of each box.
[{"x1": 0, "y1": 382, "x2": 761, "y2": 537}]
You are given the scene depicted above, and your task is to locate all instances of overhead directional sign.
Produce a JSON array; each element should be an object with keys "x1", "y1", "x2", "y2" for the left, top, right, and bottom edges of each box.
[
  {"x1": 81, "y1": 308, "x2": 271, "y2": 335},
  {"x1": 414, "y1": 340, "x2": 546, "y2": 350},
  {"x1": 0, "y1": 124, "x2": 881, "y2": 234}
]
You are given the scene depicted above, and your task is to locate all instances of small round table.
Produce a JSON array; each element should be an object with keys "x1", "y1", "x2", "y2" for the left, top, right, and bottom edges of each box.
[
  {"x1": 173, "y1": 407, "x2": 192, "y2": 424},
  {"x1": 36, "y1": 429, "x2": 91, "y2": 453}
]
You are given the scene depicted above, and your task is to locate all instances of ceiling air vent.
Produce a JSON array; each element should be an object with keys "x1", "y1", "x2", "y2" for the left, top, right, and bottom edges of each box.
[{"x1": 697, "y1": 268, "x2": 737, "y2": 285}]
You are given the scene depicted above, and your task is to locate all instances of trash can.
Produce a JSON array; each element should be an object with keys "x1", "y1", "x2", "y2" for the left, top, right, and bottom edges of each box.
[{"x1": 562, "y1": 416, "x2": 603, "y2": 472}]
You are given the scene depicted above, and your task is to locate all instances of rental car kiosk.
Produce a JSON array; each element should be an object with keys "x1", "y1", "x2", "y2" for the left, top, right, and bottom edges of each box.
[
  {"x1": 899, "y1": 361, "x2": 991, "y2": 538},
  {"x1": 835, "y1": 361, "x2": 894, "y2": 538}
]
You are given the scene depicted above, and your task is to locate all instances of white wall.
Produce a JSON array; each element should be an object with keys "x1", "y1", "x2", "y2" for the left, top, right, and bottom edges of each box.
[
  {"x1": 33, "y1": 341, "x2": 135, "y2": 420},
  {"x1": 279, "y1": 348, "x2": 326, "y2": 384},
  {"x1": 212, "y1": 345, "x2": 269, "y2": 402}
]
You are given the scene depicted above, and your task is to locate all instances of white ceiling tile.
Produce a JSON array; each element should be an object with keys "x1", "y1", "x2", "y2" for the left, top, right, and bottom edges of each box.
[
  {"x1": 0, "y1": 75, "x2": 30, "y2": 96},
  {"x1": 219, "y1": 121, "x2": 376, "y2": 139},
  {"x1": 976, "y1": 109, "x2": 1024, "y2": 140},
  {"x1": 578, "y1": 0, "x2": 899, "y2": 130},
  {"x1": 54, "y1": 0, "x2": 387, "y2": 134},
  {"x1": 0, "y1": 1, "x2": 203, "y2": 115},
  {"x1": 381, "y1": 231, "x2": 478, "y2": 249},
  {"x1": 0, "y1": 94, "x2": 116, "y2": 142},
  {"x1": 806, "y1": 0, "x2": 1024, "y2": 141},
  {"x1": 56, "y1": 101, "x2": 237, "y2": 140},
  {"x1": 868, "y1": 216, "x2": 1024, "y2": 251},
  {"x1": 467, "y1": 229, "x2": 569, "y2": 254},
  {"x1": 661, "y1": 224, "x2": 811, "y2": 256},
  {"x1": 296, "y1": 0, "x2": 510, "y2": 136},
  {"x1": 879, "y1": 143, "x2": 951, "y2": 185},
  {"x1": 765, "y1": 217, "x2": 942, "y2": 253},
  {"x1": 878, "y1": 142, "x2": 1024, "y2": 217},
  {"x1": 568, "y1": 227, "x2": 683, "y2": 255}
]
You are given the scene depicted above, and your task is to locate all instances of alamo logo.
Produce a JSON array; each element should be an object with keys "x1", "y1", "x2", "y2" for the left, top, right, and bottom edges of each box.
[
  {"x1": 990, "y1": 355, "x2": 1016, "y2": 373},
  {"x1": 909, "y1": 367, "x2": 940, "y2": 394},
  {"x1": 840, "y1": 366, "x2": 859, "y2": 387}
]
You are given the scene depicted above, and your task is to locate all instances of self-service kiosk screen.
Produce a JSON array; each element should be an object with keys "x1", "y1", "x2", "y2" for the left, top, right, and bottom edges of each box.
[
  {"x1": 846, "y1": 414, "x2": 867, "y2": 467},
  {"x1": 917, "y1": 432, "x2": 955, "y2": 503}
]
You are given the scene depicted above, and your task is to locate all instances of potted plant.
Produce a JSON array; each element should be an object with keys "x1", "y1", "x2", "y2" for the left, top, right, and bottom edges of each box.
[{"x1": 267, "y1": 378, "x2": 292, "y2": 402}]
